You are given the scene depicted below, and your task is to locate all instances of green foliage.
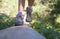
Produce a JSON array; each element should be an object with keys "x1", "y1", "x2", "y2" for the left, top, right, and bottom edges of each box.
[
  {"x1": 31, "y1": 18, "x2": 60, "y2": 39},
  {"x1": 0, "y1": 0, "x2": 2, "y2": 8},
  {"x1": 0, "y1": 0, "x2": 17, "y2": 29},
  {"x1": 0, "y1": 13, "x2": 15, "y2": 30},
  {"x1": 31, "y1": 0, "x2": 60, "y2": 39}
]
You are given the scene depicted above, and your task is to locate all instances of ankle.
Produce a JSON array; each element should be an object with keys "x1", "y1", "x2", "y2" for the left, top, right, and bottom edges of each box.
[
  {"x1": 17, "y1": 11, "x2": 23, "y2": 17},
  {"x1": 27, "y1": 6, "x2": 32, "y2": 12}
]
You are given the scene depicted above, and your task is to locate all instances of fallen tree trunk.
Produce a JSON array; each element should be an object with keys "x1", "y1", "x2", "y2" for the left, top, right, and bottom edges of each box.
[{"x1": 0, "y1": 25, "x2": 46, "y2": 39}]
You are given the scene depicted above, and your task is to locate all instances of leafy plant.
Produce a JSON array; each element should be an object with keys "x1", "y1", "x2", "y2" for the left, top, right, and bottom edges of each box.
[{"x1": 0, "y1": 13, "x2": 15, "y2": 30}]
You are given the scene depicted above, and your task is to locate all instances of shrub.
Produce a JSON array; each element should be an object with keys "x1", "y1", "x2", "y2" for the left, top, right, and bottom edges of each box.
[{"x1": 0, "y1": 13, "x2": 15, "y2": 30}]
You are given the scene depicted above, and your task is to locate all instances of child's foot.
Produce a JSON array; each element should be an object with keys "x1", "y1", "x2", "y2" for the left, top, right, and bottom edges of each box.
[
  {"x1": 15, "y1": 11, "x2": 24, "y2": 26},
  {"x1": 26, "y1": 6, "x2": 32, "y2": 22}
]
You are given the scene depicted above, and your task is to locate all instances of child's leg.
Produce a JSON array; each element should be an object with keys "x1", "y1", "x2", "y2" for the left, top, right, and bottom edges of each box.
[
  {"x1": 26, "y1": 0, "x2": 34, "y2": 22},
  {"x1": 17, "y1": 0, "x2": 25, "y2": 17},
  {"x1": 15, "y1": 0, "x2": 25, "y2": 26},
  {"x1": 18, "y1": 0, "x2": 25, "y2": 11},
  {"x1": 28, "y1": 0, "x2": 34, "y2": 6},
  {"x1": 28, "y1": 0, "x2": 34, "y2": 16}
]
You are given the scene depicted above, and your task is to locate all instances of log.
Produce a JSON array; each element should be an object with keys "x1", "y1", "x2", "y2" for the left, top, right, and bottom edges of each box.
[{"x1": 0, "y1": 25, "x2": 46, "y2": 39}]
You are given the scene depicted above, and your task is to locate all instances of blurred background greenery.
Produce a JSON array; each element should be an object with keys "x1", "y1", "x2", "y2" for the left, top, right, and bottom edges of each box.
[
  {"x1": 0, "y1": 0, "x2": 18, "y2": 29},
  {"x1": 0, "y1": 0, "x2": 60, "y2": 39}
]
